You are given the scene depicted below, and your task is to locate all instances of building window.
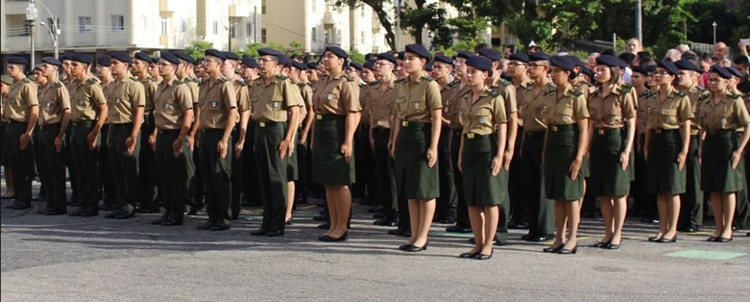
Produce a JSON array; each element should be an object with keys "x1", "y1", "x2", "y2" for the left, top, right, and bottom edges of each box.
[
  {"x1": 262, "y1": 0, "x2": 266, "y2": 14},
  {"x1": 142, "y1": 15, "x2": 148, "y2": 31},
  {"x1": 46, "y1": 17, "x2": 60, "y2": 33},
  {"x1": 336, "y1": 29, "x2": 342, "y2": 44},
  {"x1": 161, "y1": 18, "x2": 168, "y2": 35},
  {"x1": 246, "y1": 22, "x2": 253, "y2": 37},
  {"x1": 78, "y1": 16, "x2": 92, "y2": 33},
  {"x1": 261, "y1": 28, "x2": 267, "y2": 43},
  {"x1": 361, "y1": 31, "x2": 365, "y2": 44},
  {"x1": 312, "y1": 27, "x2": 317, "y2": 43},
  {"x1": 361, "y1": 7, "x2": 365, "y2": 18},
  {"x1": 181, "y1": 18, "x2": 187, "y2": 33},
  {"x1": 325, "y1": 29, "x2": 330, "y2": 44},
  {"x1": 212, "y1": 21, "x2": 218, "y2": 35},
  {"x1": 111, "y1": 15, "x2": 124, "y2": 31},
  {"x1": 312, "y1": 0, "x2": 316, "y2": 13}
]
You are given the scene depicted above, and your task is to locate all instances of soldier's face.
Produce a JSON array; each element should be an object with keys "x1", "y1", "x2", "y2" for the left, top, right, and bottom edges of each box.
[
  {"x1": 708, "y1": 75, "x2": 727, "y2": 92},
  {"x1": 465, "y1": 67, "x2": 487, "y2": 87},
  {"x1": 321, "y1": 52, "x2": 343, "y2": 71},
  {"x1": 96, "y1": 65, "x2": 111, "y2": 79},
  {"x1": 453, "y1": 58, "x2": 466, "y2": 77},
  {"x1": 62, "y1": 61, "x2": 72, "y2": 74},
  {"x1": 42, "y1": 64, "x2": 57, "y2": 78},
  {"x1": 158, "y1": 61, "x2": 176, "y2": 78},
  {"x1": 258, "y1": 56, "x2": 278, "y2": 74},
  {"x1": 221, "y1": 60, "x2": 236, "y2": 77},
  {"x1": 131, "y1": 60, "x2": 148, "y2": 74},
  {"x1": 34, "y1": 70, "x2": 45, "y2": 84},
  {"x1": 594, "y1": 65, "x2": 612, "y2": 83},
  {"x1": 631, "y1": 73, "x2": 646, "y2": 87},
  {"x1": 362, "y1": 69, "x2": 376, "y2": 83},
  {"x1": 7, "y1": 64, "x2": 23, "y2": 77},
  {"x1": 202, "y1": 56, "x2": 221, "y2": 74},
  {"x1": 111, "y1": 59, "x2": 128, "y2": 77},
  {"x1": 507, "y1": 61, "x2": 527, "y2": 78},
  {"x1": 432, "y1": 62, "x2": 451, "y2": 79},
  {"x1": 527, "y1": 62, "x2": 548, "y2": 79},
  {"x1": 549, "y1": 67, "x2": 569, "y2": 86},
  {"x1": 403, "y1": 54, "x2": 425, "y2": 74},
  {"x1": 677, "y1": 70, "x2": 694, "y2": 87},
  {"x1": 71, "y1": 62, "x2": 87, "y2": 77},
  {"x1": 374, "y1": 60, "x2": 393, "y2": 77},
  {"x1": 654, "y1": 68, "x2": 674, "y2": 85}
]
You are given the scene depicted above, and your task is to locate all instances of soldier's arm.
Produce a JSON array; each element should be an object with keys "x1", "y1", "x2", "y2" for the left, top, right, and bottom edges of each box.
[{"x1": 24, "y1": 84, "x2": 39, "y2": 136}]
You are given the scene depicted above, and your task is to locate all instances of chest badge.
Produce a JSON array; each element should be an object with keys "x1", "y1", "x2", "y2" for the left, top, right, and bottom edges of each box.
[
  {"x1": 327, "y1": 94, "x2": 334, "y2": 101},
  {"x1": 211, "y1": 101, "x2": 218, "y2": 108},
  {"x1": 116, "y1": 97, "x2": 121, "y2": 104}
]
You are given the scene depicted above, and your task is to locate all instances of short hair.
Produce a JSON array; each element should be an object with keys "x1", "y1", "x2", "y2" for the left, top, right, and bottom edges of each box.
[
  {"x1": 504, "y1": 45, "x2": 516, "y2": 53},
  {"x1": 474, "y1": 43, "x2": 490, "y2": 53},
  {"x1": 639, "y1": 57, "x2": 656, "y2": 67},
  {"x1": 680, "y1": 51, "x2": 699, "y2": 64},
  {"x1": 618, "y1": 53, "x2": 636, "y2": 67},
  {"x1": 601, "y1": 49, "x2": 616, "y2": 56}
]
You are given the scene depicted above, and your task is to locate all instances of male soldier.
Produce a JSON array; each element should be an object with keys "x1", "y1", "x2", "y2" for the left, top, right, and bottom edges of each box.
[
  {"x1": 431, "y1": 54, "x2": 458, "y2": 224},
  {"x1": 248, "y1": 48, "x2": 301, "y2": 237},
  {"x1": 36, "y1": 57, "x2": 71, "y2": 215},
  {"x1": 104, "y1": 52, "x2": 145, "y2": 219},
  {"x1": 478, "y1": 48, "x2": 518, "y2": 245},
  {"x1": 3, "y1": 57, "x2": 38, "y2": 210},
  {"x1": 388, "y1": 50, "x2": 412, "y2": 237},
  {"x1": 96, "y1": 56, "x2": 118, "y2": 210},
  {"x1": 196, "y1": 49, "x2": 237, "y2": 231},
  {"x1": 277, "y1": 54, "x2": 303, "y2": 224},
  {"x1": 445, "y1": 50, "x2": 475, "y2": 234},
  {"x1": 174, "y1": 51, "x2": 203, "y2": 214},
  {"x1": 1, "y1": 75, "x2": 16, "y2": 199},
  {"x1": 32, "y1": 64, "x2": 50, "y2": 203},
  {"x1": 507, "y1": 52, "x2": 535, "y2": 230},
  {"x1": 348, "y1": 62, "x2": 374, "y2": 201},
  {"x1": 132, "y1": 52, "x2": 160, "y2": 213},
  {"x1": 369, "y1": 52, "x2": 400, "y2": 227},
  {"x1": 67, "y1": 55, "x2": 108, "y2": 217},
  {"x1": 220, "y1": 51, "x2": 251, "y2": 220},
  {"x1": 149, "y1": 57, "x2": 163, "y2": 82},
  {"x1": 673, "y1": 60, "x2": 707, "y2": 233},
  {"x1": 289, "y1": 60, "x2": 314, "y2": 211},
  {"x1": 239, "y1": 55, "x2": 262, "y2": 207},
  {"x1": 150, "y1": 51, "x2": 194, "y2": 226}
]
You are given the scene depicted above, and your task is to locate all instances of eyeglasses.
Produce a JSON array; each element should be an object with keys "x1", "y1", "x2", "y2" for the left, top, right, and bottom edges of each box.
[
  {"x1": 507, "y1": 62, "x2": 527, "y2": 67},
  {"x1": 654, "y1": 70, "x2": 671, "y2": 76},
  {"x1": 374, "y1": 62, "x2": 392, "y2": 67},
  {"x1": 258, "y1": 58, "x2": 277, "y2": 64},
  {"x1": 528, "y1": 63, "x2": 547, "y2": 69}
]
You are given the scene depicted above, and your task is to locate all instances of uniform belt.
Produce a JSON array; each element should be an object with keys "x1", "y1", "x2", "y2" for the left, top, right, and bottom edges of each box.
[
  {"x1": 9, "y1": 120, "x2": 27, "y2": 125},
  {"x1": 594, "y1": 127, "x2": 621, "y2": 135},
  {"x1": 372, "y1": 127, "x2": 390, "y2": 133},
  {"x1": 549, "y1": 124, "x2": 576, "y2": 132},
  {"x1": 464, "y1": 133, "x2": 489, "y2": 139},
  {"x1": 652, "y1": 128, "x2": 677, "y2": 134},
  {"x1": 401, "y1": 121, "x2": 430, "y2": 128},
  {"x1": 71, "y1": 120, "x2": 94, "y2": 127},
  {"x1": 111, "y1": 122, "x2": 133, "y2": 127},
  {"x1": 257, "y1": 121, "x2": 284, "y2": 128},
  {"x1": 452, "y1": 129, "x2": 463, "y2": 135},
  {"x1": 525, "y1": 131, "x2": 545, "y2": 138},
  {"x1": 315, "y1": 114, "x2": 345, "y2": 121},
  {"x1": 706, "y1": 129, "x2": 739, "y2": 135},
  {"x1": 39, "y1": 122, "x2": 61, "y2": 130}
]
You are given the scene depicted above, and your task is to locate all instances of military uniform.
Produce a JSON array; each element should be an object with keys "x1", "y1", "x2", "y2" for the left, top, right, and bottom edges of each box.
[
  {"x1": 153, "y1": 77, "x2": 194, "y2": 225},
  {"x1": 230, "y1": 77, "x2": 251, "y2": 219},
  {"x1": 367, "y1": 78, "x2": 399, "y2": 223},
  {"x1": 248, "y1": 74, "x2": 302, "y2": 235},
  {"x1": 634, "y1": 89, "x2": 658, "y2": 218},
  {"x1": 434, "y1": 79, "x2": 459, "y2": 222},
  {"x1": 446, "y1": 83, "x2": 472, "y2": 231},
  {"x1": 510, "y1": 78, "x2": 535, "y2": 228},
  {"x1": 587, "y1": 83, "x2": 637, "y2": 196},
  {"x1": 136, "y1": 76, "x2": 160, "y2": 212},
  {"x1": 3, "y1": 77, "x2": 38, "y2": 209},
  {"x1": 99, "y1": 79, "x2": 117, "y2": 209},
  {"x1": 68, "y1": 76, "x2": 107, "y2": 216},
  {"x1": 488, "y1": 78, "x2": 517, "y2": 243},
  {"x1": 183, "y1": 76, "x2": 204, "y2": 212},
  {"x1": 519, "y1": 81, "x2": 556, "y2": 237},
  {"x1": 644, "y1": 87, "x2": 693, "y2": 194},
  {"x1": 295, "y1": 81, "x2": 314, "y2": 204},
  {"x1": 105, "y1": 76, "x2": 145, "y2": 217},
  {"x1": 543, "y1": 83, "x2": 589, "y2": 200},
  {"x1": 697, "y1": 91, "x2": 750, "y2": 192},
  {"x1": 679, "y1": 84, "x2": 709, "y2": 229},
  {"x1": 354, "y1": 82, "x2": 375, "y2": 198},
  {"x1": 197, "y1": 75, "x2": 237, "y2": 228},
  {"x1": 37, "y1": 79, "x2": 70, "y2": 214}
]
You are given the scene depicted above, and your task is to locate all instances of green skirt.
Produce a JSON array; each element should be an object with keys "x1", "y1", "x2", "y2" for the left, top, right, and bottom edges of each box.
[
  {"x1": 461, "y1": 134, "x2": 507, "y2": 207},
  {"x1": 544, "y1": 125, "x2": 584, "y2": 201},
  {"x1": 286, "y1": 127, "x2": 300, "y2": 181},
  {"x1": 312, "y1": 115, "x2": 355, "y2": 185},
  {"x1": 395, "y1": 122, "x2": 439, "y2": 199},
  {"x1": 647, "y1": 129, "x2": 686, "y2": 194},
  {"x1": 701, "y1": 130, "x2": 744, "y2": 192},
  {"x1": 589, "y1": 128, "x2": 632, "y2": 196}
]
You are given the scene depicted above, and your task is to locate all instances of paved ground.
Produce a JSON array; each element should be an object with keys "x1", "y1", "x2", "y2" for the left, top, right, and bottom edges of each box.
[{"x1": 2, "y1": 181, "x2": 749, "y2": 301}]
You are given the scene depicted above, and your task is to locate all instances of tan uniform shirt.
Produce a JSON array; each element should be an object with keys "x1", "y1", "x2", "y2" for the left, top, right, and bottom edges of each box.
[
  {"x1": 312, "y1": 72, "x2": 362, "y2": 116},
  {"x1": 182, "y1": 76, "x2": 200, "y2": 105},
  {"x1": 367, "y1": 78, "x2": 396, "y2": 129},
  {"x1": 521, "y1": 82, "x2": 556, "y2": 132},
  {"x1": 231, "y1": 77, "x2": 251, "y2": 116},
  {"x1": 38, "y1": 81, "x2": 71, "y2": 125},
  {"x1": 198, "y1": 76, "x2": 237, "y2": 129},
  {"x1": 682, "y1": 84, "x2": 709, "y2": 134},
  {"x1": 154, "y1": 78, "x2": 193, "y2": 130},
  {"x1": 644, "y1": 87, "x2": 693, "y2": 130},
  {"x1": 698, "y1": 92, "x2": 750, "y2": 130},
  {"x1": 514, "y1": 78, "x2": 535, "y2": 127},
  {"x1": 438, "y1": 79, "x2": 458, "y2": 125},
  {"x1": 297, "y1": 82, "x2": 313, "y2": 121},
  {"x1": 636, "y1": 89, "x2": 654, "y2": 134},
  {"x1": 69, "y1": 76, "x2": 106, "y2": 122},
  {"x1": 459, "y1": 88, "x2": 508, "y2": 135},
  {"x1": 544, "y1": 83, "x2": 589, "y2": 125},
  {"x1": 137, "y1": 76, "x2": 159, "y2": 112},
  {"x1": 359, "y1": 83, "x2": 371, "y2": 125},
  {"x1": 249, "y1": 75, "x2": 300, "y2": 123},
  {"x1": 587, "y1": 83, "x2": 637, "y2": 129},
  {"x1": 490, "y1": 78, "x2": 518, "y2": 118},
  {"x1": 447, "y1": 83, "x2": 471, "y2": 130},
  {"x1": 3, "y1": 78, "x2": 39, "y2": 122},
  {"x1": 394, "y1": 74, "x2": 442, "y2": 122},
  {"x1": 107, "y1": 76, "x2": 145, "y2": 124}
]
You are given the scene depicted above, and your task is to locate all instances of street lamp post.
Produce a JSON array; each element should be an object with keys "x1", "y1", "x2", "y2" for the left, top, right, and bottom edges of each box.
[
  {"x1": 712, "y1": 21, "x2": 717, "y2": 45},
  {"x1": 34, "y1": 0, "x2": 60, "y2": 59},
  {"x1": 26, "y1": 0, "x2": 38, "y2": 69}
]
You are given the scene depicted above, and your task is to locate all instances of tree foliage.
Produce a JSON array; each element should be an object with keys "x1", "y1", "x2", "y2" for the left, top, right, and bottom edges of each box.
[{"x1": 184, "y1": 41, "x2": 214, "y2": 60}]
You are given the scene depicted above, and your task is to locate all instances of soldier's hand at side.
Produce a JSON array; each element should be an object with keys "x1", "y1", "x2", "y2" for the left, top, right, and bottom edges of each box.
[
  {"x1": 19, "y1": 133, "x2": 31, "y2": 150},
  {"x1": 54, "y1": 136, "x2": 63, "y2": 153},
  {"x1": 218, "y1": 139, "x2": 228, "y2": 159},
  {"x1": 731, "y1": 150, "x2": 742, "y2": 170},
  {"x1": 503, "y1": 150, "x2": 513, "y2": 170},
  {"x1": 491, "y1": 155, "x2": 503, "y2": 177},
  {"x1": 87, "y1": 131, "x2": 98, "y2": 150},
  {"x1": 288, "y1": 141, "x2": 295, "y2": 157},
  {"x1": 677, "y1": 151, "x2": 687, "y2": 171},
  {"x1": 278, "y1": 139, "x2": 290, "y2": 159},
  {"x1": 300, "y1": 133, "x2": 308, "y2": 146},
  {"x1": 569, "y1": 157, "x2": 582, "y2": 181},
  {"x1": 426, "y1": 147, "x2": 437, "y2": 168},
  {"x1": 173, "y1": 138, "x2": 184, "y2": 158},
  {"x1": 234, "y1": 141, "x2": 244, "y2": 159},
  {"x1": 188, "y1": 135, "x2": 195, "y2": 151},
  {"x1": 149, "y1": 133, "x2": 157, "y2": 151},
  {"x1": 341, "y1": 141, "x2": 353, "y2": 163},
  {"x1": 125, "y1": 135, "x2": 136, "y2": 155}
]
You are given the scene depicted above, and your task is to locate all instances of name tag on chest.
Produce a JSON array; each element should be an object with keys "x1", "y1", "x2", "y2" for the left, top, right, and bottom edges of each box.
[
  {"x1": 116, "y1": 97, "x2": 121, "y2": 104},
  {"x1": 272, "y1": 101, "x2": 280, "y2": 108},
  {"x1": 211, "y1": 101, "x2": 219, "y2": 108}
]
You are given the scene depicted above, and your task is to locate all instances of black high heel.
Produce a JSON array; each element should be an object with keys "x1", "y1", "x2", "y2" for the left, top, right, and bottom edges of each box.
[
  {"x1": 648, "y1": 236, "x2": 661, "y2": 242},
  {"x1": 398, "y1": 244, "x2": 413, "y2": 251},
  {"x1": 706, "y1": 236, "x2": 718, "y2": 242},
  {"x1": 657, "y1": 236, "x2": 677, "y2": 243},
  {"x1": 476, "y1": 250, "x2": 493, "y2": 260},
  {"x1": 459, "y1": 251, "x2": 480, "y2": 258},
  {"x1": 716, "y1": 237, "x2": 733, "y2": 243},
  {"x1": 557, "y1": 245, "x2": 578, "y2": 254},
  {"x1": 543, "y1": 244, "x2": 564, "y2": 253},
  {"x1": 603, "y1": 242, "x2": 620, "y2": 250},
  {"x1": 593, "y1": 240, "x2": 611, "y2": 248},
  {"x1": 318, "y1": 231, "x2": 348, "y2": 242}
]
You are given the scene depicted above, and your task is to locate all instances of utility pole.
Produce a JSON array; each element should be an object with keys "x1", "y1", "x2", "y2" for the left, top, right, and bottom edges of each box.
[
  {"x1": 395, "y1": 0, "x2": 401, "y2": 50},
  {"x1": 635, "y1": 0, "x2": 642, "y2": 43}
]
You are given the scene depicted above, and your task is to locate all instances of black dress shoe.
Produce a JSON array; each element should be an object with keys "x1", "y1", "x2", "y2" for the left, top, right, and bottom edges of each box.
[
  {"x1": 476, "y1": 251, "x2": 493, "y2": 260},
  {"x1": 266, "y1": 230, "x2": 285, "y2": 237},
  {"x1": 197, "y1": 221, "x2": 214, "y2": 230},
  {"x1": 318, "y1": 232, "x2": 348, "y2": 242},
  {"x1": 439, "y1": 216, "x2": 456, "y2": 224},
  {"x1": 210, "y1": 223, "x2": 231, "y2": 231},
  {"x1": 398, "y1": 244, "x2": 413, "y2": 251},
  {"x1": 706, "y1": 236, "x2": 718, "y2": 242},
  {"x1": 317, "y1": 222, "x2": 331, "y2": 229},
  {"x1": 184, "y1": 206, "x2": 198, "y2": 215},
  {"x1": 68, "y1": 206, "x2": 87, "y2": 217},
  {"x1": 459, "y1": 251, "x2": 479, "y2": 258},
  {"x1": 593, "y1": 240, "x2": 611, "y2": 248},
  {"x1": 557, "y1": 245, "x2": 578, "y2": 254},
  {"x1": 104, "y1": 210, "x2": 121, "y2": 219},
  {"x1": 445, "y1": 225, "x2": 472, "y2": 233},
  {"x1": 285, "y1": 218, "x2": 293, "y2": 225},
  {"x1": 656, "y1": 236, "x2": 677, "y2": 243},
  {"x1": 603, "y1": 242, "x2": 621, "y2": 250},
  {"x1": 250, "y1": 229, "x2": 269, "y2": 236},
  {"x1": 508, "y1": 221, "x2": 529, "y2": 229},
  {"x1": 648, "y1": 236, "x2": 661, "y2": 242},
  {"x1": 152, "y1": 214, "x2": 168, "y2": 225},
  {"x1": 531, "y1": 234, "x2": 555, "y2": 242},
  {"x1": 80, "y1": 208, "x2": 98, "y2": 217},
  {"x1": 116, "y1": 211, "x2": 135, "y2": 219},
  {"x1": 161, "y1": 218, "x2": 183, "y2": 226},
  {"x1": 716, "y1": 237, "x2": 732, "y2": 243},
  {"x1": 406, "y1": 244, "x2": 427, "y2": 252},
  {"x1": 543, "y1": 245, "x2": 563, "y2": 253}
]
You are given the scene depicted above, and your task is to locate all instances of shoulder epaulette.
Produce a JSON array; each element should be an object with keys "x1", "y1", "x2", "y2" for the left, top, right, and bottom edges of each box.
[
  {"x1": 498, "y1": 78, "x2": 511, "y2": 87},
  {"x1": 673, "y1": 91, "x2": 687, "y2": 97},
  {"x1": 729, "y1": 93, "x2": 742, "y2": 99},
  {"x1": 543, "y1": 83, "x2": 556, "y2": 96},
  {"x1": 448, "y1": 79, "x2": 459, "y2": 87},
  {"x1": 174, "y1": 79, "x2": 184, "y2": 85},
  {"x1": 698, "y1": 91, "x2": 710, "y2": 102},
  {"x1": 571, "y1": 89, "x2": 583, "y2": 97},
  {"x1": 54, "y1": 81, "x2": 62, "y2": 88},
  {"x1": 275, "y1": 74, "x2": 288, "y2": 81},
  {"x1": 697, "y1": 86, "x2": 706, "y2": 92},
  {"x1": 617, "y1": 83, "x2": 633, "y2": 95},
  {"x1": 199, "y1": 79, "x2": 207, "y2": 86},
  {"x1": 217, "y1": 77, "x2": 228, "y2": 83},
  {"x1": 420, "y1": 75, "x2": 435, "y2": 82},
  {"x1": 359, "y1": 83, "x2": 368, "y2": 88},
  {"x1": 342, "y1": 74, "x2": 354, "y2": 82},
  {"x1": 368, "y1": 80, "x2": 380, "y2": 87},
  {"x1": 86, "y1": 78, "x2": 98, "y2": 85},
  {"x1": 239, "y1": 80, "x2": 247, "y2": 86},
  {"x1": 130, "y1": 76, "x2": 138, "y2": 81},
  {"x1": 297, "y1": 82, "x2": 307, "y2": 88},
  {"x1": 486, "y1": 88, "x2": 501, "y2": 98},
  {"x1": 395, "y1": 77, "x2": 407, "y2": 83}
]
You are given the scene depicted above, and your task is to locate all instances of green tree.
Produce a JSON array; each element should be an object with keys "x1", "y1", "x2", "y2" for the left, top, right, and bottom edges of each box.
[
  {"x1": 399, "y1": 1, "x2": 452, "y2": 50},
  {"x1": 184, "y1": 41, "x2": 214, "y2": 60},
  {"x1": 349, "y1": 49, "x2": 366, "y2": 63},
  {"x1": 336, "y1": 0, "x2": 397, "y2": 50}
]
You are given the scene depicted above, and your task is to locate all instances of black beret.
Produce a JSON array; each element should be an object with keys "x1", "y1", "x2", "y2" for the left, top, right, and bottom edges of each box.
[
  {"x1": 657, "y1": 60, "x2": 679, "y2": 76},
  {"x1": 257, "y1": 47, "x2": 282, "y2": 58},
  {"x1": 60, "y1": 54, "x2": 73, "y2": 61},
  {"x1": 222, "y1": 51, "x2": 240, "y2": 61},
  {"x1": 204, "y1": 49, "x2": 225, "y2": 61},
  {"x1": 631, "y1": 66, "x2": 649, "y2": 76},
  {"x1": 151, "y1": 57, "x2": 160, "y2": 64},
  {"x1": 7, "y1": 56, "x2": 28, "y2": 65},
  {"x1": 110, "y1": 51, "x2": 132, "y2": 64},
  {"x1": 96, "y1": 57, "x2": 112, "y2": 67},
  {"x1": 529, "y1": 51, "x2": 551, "y2": 62},
  {"x1": 363, "y1": 60, "x2": 375, "y2": 70},
  {"x1": 673, "y1": 60, "x2": 698, "y2": 73},
  {"x1": 433, "y1": 54, "x2": 454, "y2": 65},
  {"x1": 41, "y1": 57, "x2": 61, "y2": 67},
  {"x1": 615, "y1": 57, "x2": 629, "y2": 69},
  {"x1": 160, "y1": 51, "x2": 181, "y2": 65},
  {"x1": 324, "y1": 46, "x2": 348, "y2": 59},
  {"x1": 726, "y1": 66, "x2": 743, "y2": 78},
  {"x1": 404, "y1": 44, "x2": 431, "y2": 60},
  {"x1": 508, "y1": 53, "x2": 529, "y2": 63},
  {"x1": 376, "y1": 52, "x2": 397, "y2": 65},
  {"x1": 277, "y1": 54, "x2": 291, "y2": 66},
  {"x1": 241, "y1": 56, "x2": 258, "y2": 68},
  {"x1": 581, "y1": 66, "x2": 595, "y2": 80},
  {"x1": 709, "y1": 65, "x2": 732, "y2": 79},
  {"x1": 456, "y1": 50, "x2": 476, "y2": 59},
  {"x1": 646, "y1": 64, "x2": 657, "y2": 73},
  {"x1": 34, "y1": 64, "x2": 45, "y2": 71},
  {"x1": 423, "y1": 63, "x2": 433, "y2": 72},
  {"x1": 133, "y1": 52, "x2": 152, "y2": 63},
  {"x1": 596, "y1": 55, "x2": 620, "y2": 68},
  {"x1": 734, "y1": 56, "x2": 750, "y2": 65},
  {"x1": 291, "y1": 61, "x2": 307, "y2": 71},
  {"x1": 397, "y1": 51, "x2": 406, "y2": 60},
  {"x1": 350, "y1": 62, "x2": 363, "y2": 71},
  {"x1": 465, "y1": 56, "x2": 493, "y2": 72},
  {"x1": 72, "y1": 54, "x2": 94, "y2": 65},
  {"x1": 477, "y1": 48, "x2": 501, "y2": 62},
  {"x1": 550, "y1": 55, "x2": 575, "y2": 72},
  {"x1": 174, "y1": 52, "x2": 196, "y2": 64},
  {"x1": 566, "y1": 55, "x2": 585, "y2": 69},
  {"x1": 307, "y1": 62, "x2": 318, "y2": 69}
]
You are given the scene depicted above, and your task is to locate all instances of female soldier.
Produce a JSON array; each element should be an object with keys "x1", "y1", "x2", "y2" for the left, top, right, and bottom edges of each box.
[
  {"x1": 542, "y1": 56, "x2": 589, "y2": 255},
  {"x1": 457, "y1": 56, "x2": 507, "y2": 260},
  {"x1": 391, "y1": 44, "x2": 442, "y2": 252},
  {"x1": 587, "y1": 56, "x2": 637, "y2": 249},
  {"x1": 699, "y1": 66, "x2": 750, "y2": 243},
  {"x1": 311, "y1": 46, "x2": 362, "y2": 242},
  {"x1": 644, "y1": 60, "x2": 693, "y2": 243}
]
